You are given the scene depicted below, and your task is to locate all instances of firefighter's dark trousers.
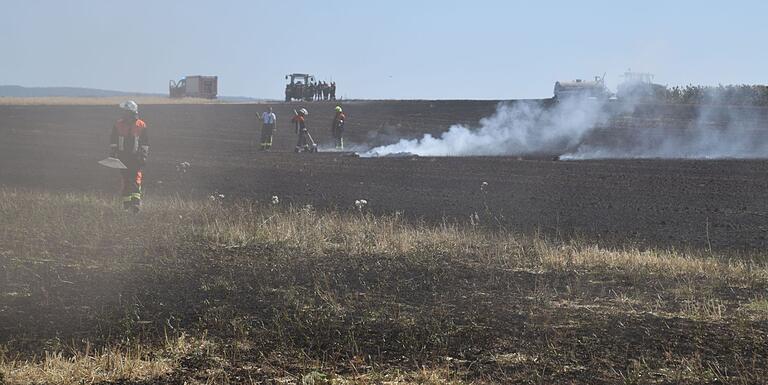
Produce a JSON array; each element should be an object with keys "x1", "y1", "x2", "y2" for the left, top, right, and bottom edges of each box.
[
  {"x1": 296, "y1": 128, "x2": 315, "y2": 149},
  {"x1": 260, "y1": 123, "x2": 275, "y2": 150},
  {"x1": 120, "y1": 166, "x2": 143, "y2": 209},
  {"x1": 332, "y1": 126, "x2": 344, "y2": 150}
]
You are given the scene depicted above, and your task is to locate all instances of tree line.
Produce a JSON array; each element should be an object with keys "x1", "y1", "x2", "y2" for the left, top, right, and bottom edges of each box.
[{"x1": 657, "y1": 84, "x2": 768, "y2": 106}]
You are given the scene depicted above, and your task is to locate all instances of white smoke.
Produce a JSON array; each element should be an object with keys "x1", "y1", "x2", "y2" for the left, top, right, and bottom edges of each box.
[
  {"x1": 365, "y1": 96, "x2": 768, "y2": 160},
  {"x1": 365, "y1": 98, "x2": 609, "y2": 157},
  {"x1": 562, "y1": 103, "x2": 768, "y2": 159}
]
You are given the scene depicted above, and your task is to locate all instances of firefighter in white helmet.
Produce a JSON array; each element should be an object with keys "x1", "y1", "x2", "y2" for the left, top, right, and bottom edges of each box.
[
  {"x1": 292, "y1": 107, "x2": 317, "y2": 152},
  {"x1": 331, "y1": 105, "x2": 346, "y2": 150},
  {"x1": 109, "y1": 100, "x2": 149, "y2": 212}
]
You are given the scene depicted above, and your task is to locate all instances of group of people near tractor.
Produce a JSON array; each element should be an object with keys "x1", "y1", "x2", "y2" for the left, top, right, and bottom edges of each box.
[
  {"x1": 106, "y1": 101, "x2": 347, "y2": 212},
  {"x1": 306, "y1": 81, "x2": 337, "y2": 101}
]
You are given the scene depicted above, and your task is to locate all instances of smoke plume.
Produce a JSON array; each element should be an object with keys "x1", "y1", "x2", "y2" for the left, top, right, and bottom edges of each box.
[
  {"x1": 562, "y1": 102, "x2": 768, "y2": 159},
  {"x1": 365, "y1": 98, "x2": 608, "y2": 157},
  {"x1": 366, "y1": 97, "x2": 768, "y2": 160}
]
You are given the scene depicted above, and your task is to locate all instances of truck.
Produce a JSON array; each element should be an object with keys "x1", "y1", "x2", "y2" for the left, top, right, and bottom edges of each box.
[{"x1": 169, "y1": 76, "x2": 218, "y2": 99}]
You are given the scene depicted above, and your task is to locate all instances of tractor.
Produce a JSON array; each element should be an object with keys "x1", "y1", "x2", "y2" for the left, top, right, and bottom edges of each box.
[{"x1": 285, "y1": 73, "x2": 315, "y2": 102}]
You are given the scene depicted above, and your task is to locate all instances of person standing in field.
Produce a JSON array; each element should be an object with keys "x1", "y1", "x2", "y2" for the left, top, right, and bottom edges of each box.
[
  {"x1": 292, "y1": 107, "x2": 317, "y2": 152},
  {"x1": 109, "y1": 100, "x2": 149, "y2": 213},
  {"x1": 259, "y1": 107, "x2": 277, "y2": 151},
  {"x1": 331, "y1": 105, "x2": 346, "y2": 150},
  {"x1": 330, "y1": 82, "x2": 337, "y2": 100},
  {"x1": 307, "y1": 82, "x2": 315, "y2": 101}
]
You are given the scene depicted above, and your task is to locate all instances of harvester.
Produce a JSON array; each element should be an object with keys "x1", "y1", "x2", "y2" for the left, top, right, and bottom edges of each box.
[{"x1": 616, "y1": 71, "x2": 666, "y2": 101}]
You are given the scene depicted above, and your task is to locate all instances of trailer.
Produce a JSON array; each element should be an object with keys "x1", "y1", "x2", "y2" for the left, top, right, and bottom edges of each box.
[
  {"x1": 169, "y1": 76, "x2": 218, "y2": 99},
  {"x1": 553, "y1": 75, "x2": 610, "y2": 101}
]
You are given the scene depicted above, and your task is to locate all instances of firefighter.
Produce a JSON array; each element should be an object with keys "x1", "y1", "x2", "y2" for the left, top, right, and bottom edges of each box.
[
  {"x1": 260, "y1": 107, "x2": 277, "y2": 150},
  {"x1": 109, "y1": 100, "x2": 149, "y2": 212},
  {"x1": 331, "y1": 105, "x2": 346, "y2": 150},
  {"x1": 292, "y1": 108, "x2": 317, "y2": 152}
]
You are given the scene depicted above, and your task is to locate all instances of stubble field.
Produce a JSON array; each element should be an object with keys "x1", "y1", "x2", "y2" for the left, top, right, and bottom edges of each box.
[{"x1": 1, "y1": 100, "x2": 767, "y2": 384}]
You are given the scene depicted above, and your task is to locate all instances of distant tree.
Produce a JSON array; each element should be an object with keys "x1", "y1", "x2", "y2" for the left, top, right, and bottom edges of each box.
[{"x1": 659, "y1": 84, "x2": 768, "y2": 106}]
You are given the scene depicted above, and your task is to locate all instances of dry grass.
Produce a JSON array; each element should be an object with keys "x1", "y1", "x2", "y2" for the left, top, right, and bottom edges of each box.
[
  {"x1": 3, "y1": 188, "x2": 763, "y2": 282},
  {"x1": 1, "y1": 188, "x2": 767, "y2": 384},
  {"x1": 741, "y1": 297, "x2": 768, "y2": 319},
  {"x1": 4, "y1": 354, "x2": 167, "y2": 385}
]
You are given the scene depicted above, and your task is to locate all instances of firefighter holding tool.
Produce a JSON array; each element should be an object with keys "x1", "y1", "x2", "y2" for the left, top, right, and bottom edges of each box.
[{"x1": 104, "y1": 100, "x2": 149, "y2": 212}]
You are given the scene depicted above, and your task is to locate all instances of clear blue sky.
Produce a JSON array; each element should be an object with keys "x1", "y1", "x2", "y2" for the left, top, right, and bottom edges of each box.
[{"x1": 1, "y1": 0, "x2": 765, "y2": 99}]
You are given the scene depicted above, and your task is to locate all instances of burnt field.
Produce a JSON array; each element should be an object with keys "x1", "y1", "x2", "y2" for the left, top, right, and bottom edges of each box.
[
  {"x1": 2, "y1": 100, "x2": 768, "y2": 384},
  {"x1": 2, "y1": 100, "x2": 768, "y2": 251}
]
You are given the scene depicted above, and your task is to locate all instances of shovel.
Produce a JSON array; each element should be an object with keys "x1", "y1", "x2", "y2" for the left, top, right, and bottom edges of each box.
[{"x1": 98, "y1": 157, "x2": 127, "y2": 169}]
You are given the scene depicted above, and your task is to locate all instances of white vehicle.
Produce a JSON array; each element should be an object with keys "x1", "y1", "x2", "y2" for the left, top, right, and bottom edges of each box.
[{"x1": 553, "y1": 74, "x2": 611, "y2": 100}]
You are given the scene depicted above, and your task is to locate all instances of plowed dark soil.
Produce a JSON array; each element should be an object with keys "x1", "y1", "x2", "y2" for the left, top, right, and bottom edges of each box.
[{"x1": 2, "y1": 101, "x2": 768, "y2": 251}]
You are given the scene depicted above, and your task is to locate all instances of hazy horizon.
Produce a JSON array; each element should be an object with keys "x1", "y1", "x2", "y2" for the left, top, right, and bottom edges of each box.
[{"x1": 2, "y1": 1, "x2": 766, "y2": 99}]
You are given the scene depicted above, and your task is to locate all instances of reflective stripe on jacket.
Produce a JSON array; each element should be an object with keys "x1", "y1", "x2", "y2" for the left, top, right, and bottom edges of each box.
[{"x1": 111, "y1": 118, "x2": 149, "y2": 157}]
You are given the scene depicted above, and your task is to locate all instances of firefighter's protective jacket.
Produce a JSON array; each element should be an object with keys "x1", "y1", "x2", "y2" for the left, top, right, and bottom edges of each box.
[
  {"x1": 110, "y1": 118, "x2": 149, "y2": 165},
  {"x1": 332, "y1": 112, "x2": 346, "y2": 129},
  {"x1": 292, "y1": 115, "x2": 306, "y2": 133}
]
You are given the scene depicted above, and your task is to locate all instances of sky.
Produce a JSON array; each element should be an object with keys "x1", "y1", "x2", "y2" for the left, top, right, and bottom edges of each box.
[{"x1": 1, "y1": 0, "x2": 766, "y2": 99}]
